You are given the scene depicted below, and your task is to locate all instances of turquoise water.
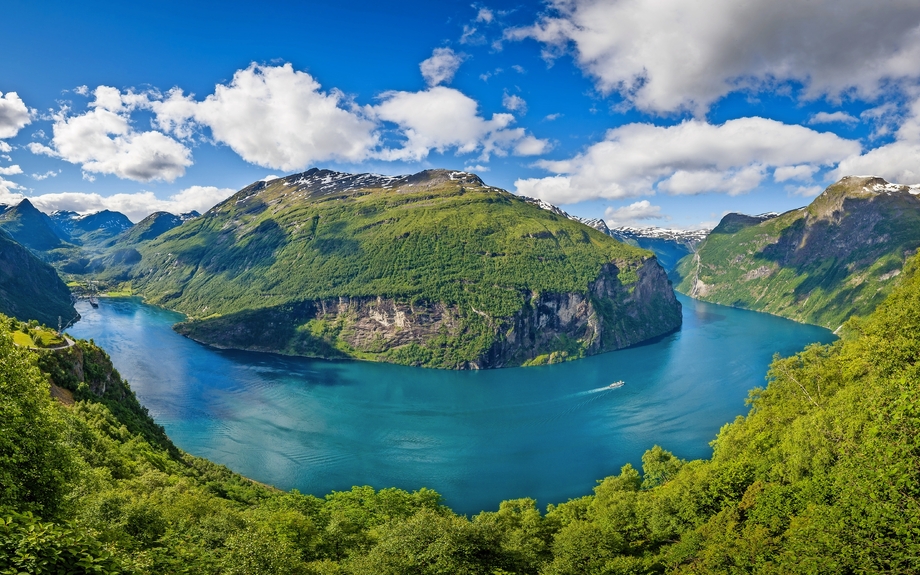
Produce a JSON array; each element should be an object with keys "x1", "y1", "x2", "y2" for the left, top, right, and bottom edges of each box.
[{"x1": 68, "y1": 295, "x2": 833, "y2": 515}]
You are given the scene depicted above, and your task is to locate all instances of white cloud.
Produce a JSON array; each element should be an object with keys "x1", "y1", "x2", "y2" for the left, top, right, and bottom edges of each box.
[
  {"x1": 153, "y1": 64, "x2": 379, "y2": 171},
  {"x1": 420, "y1": 48, "x2": 466, "y2": 86},
  {"x1": 24, "y1": 185, "x2": 235, "y2": 222},
  {"x1": 372, "y1": 86, "x2": 549, "y2": 161},
  {"x1": 0, "y1": 92, "x2": 31, "y2": 139},
  {"x1": 604, "y1": 200, "x2": 664, "y2": 227},
  {"x1": 774, "y1": 164, "x2": 818, "y2": 182},
  {"x1": 32, "y1": 86, "x2": 191, "y2": 182},
  {"x1": 502, "y1": 93, "x2": 527, "y2": 114},
  {"x1": 464, "y1": 164, "x2": 490, "y2": 172},
  {"x1": 476, "y1": 8, "x2": 494, "y2": 23},
  {"x1": 809, "y1": 111, "x2": 859, "y2": 125},
  {"x1": 832, "y1": 92, "x2": 920, "y2": 183},
  {"x1": 0, "y1": 165, "x2": 23, "y2": 176},
  {"x1": 31, "y1": 170, "x2": 60, "y2": 180},
  {"x1": 513, "y1": 135, "x2": 550, "y2": 156},
  {"x1": 515, "y1": 117, "x2": 860, "y2": 204},
  {"x1": 0, "y1": 142, "x2": 11, "y2": 153},
  {"x1": 544, "y1": 113, "x2": 562, "y2": 121},
  {"x1": 507, "y1": 0, "x2": 920, "y2": 114}
]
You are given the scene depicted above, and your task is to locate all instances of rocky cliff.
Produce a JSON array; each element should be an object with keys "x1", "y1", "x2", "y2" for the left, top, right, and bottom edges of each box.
[{"x1": 175, "y1": 255, "x2": 681, "y2": 369}]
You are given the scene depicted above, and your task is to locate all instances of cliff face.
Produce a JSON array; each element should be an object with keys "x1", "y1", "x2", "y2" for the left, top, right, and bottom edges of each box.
[{"x1": 176, "y1": 255, "x2": 681, "y2": 369}]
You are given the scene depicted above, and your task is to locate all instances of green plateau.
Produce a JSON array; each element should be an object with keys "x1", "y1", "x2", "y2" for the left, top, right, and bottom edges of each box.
[
  {"x1": 3, "y1": 242, "x2": 920, "y2": 573},
  {"x1": 674, "y1": 175, "x2": 920, "y2": 330},
  {"x1": 87, "y1": 168, "x2": 681, "y2": 369}
]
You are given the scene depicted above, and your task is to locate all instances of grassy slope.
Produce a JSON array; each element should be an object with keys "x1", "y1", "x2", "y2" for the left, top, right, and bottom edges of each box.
[
  {"x1": 675, "y1": 176, "x2": 920, "y2": 329},
  {"x1": 3, "y1": 250, "x2": 920, "y2": 572},
  {"x1": 130, "y1": 173, "x2": 647, "y2": 318}
]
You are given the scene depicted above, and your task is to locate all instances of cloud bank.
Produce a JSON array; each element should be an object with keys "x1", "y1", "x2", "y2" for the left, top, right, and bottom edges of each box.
[
  {"x1": 515, "y1": 117, "x2": 860, "y2": 204},
  {"x1": 507, "y1": 0, "x2": 920, "y2": 115}
]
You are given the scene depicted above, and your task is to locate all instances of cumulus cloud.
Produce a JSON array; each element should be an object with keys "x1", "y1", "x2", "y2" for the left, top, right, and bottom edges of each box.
[
  {"x1": 0, "y1": 91, "x2": 31, "y2": 139},
  {"x1": 420, "y1": 48, "x2": 466, "y2": 86},
  {"x1": 0, "y1": 165, "x2": 23, "y2": 176},
  {"x1": 153, "y1": 64, "x2": 378, "y2": 171},
  {"x1": 372, "y1": 86, "x2": 549, "y2": 161},
  {"x1": 774, "y1": 164, "x2": 818, "y2": 182},
  {"x1": 604, "y1": 200, "x2": 664, "y2": 227},
  {"x1": 832, "y1": 93, "x2": 920, "y2": 183},
  {"x1": 23, "y1": 185, "x2": 235, "y2": 222},
  {"x1": 502, "y1": 93, "x2": 527, "y2": 114},
  {"x1": 809, "y1": 111, "x2": 859, "y2": 125},
  {"x1": 31, "y1": 86, "x2": 191, "y2": 182},
  {"x1": 476, "y1": 8, "x2": 494, "y2": 23},
  {"x1": 506, "y1": 0, "x2": 920, "y2": 114},
  {"x1": 515, "y1": 117, "x2": 860, "y2": 204}
]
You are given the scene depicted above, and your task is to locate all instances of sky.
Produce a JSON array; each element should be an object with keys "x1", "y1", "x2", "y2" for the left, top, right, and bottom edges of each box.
[{"x1": 2, "y1": 0, "x2": 920, "y2": 228}]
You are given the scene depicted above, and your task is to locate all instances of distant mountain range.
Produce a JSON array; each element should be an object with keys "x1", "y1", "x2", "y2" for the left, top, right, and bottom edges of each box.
[
  {"x1": 673, "y1": 176, "x2": 920, "y2": 329},
  {"x1": 521, "y1": 196, "x2": 710, "y2": 272}
]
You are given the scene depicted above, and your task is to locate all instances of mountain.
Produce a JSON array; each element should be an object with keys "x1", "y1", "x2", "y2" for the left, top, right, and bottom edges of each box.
[
  {"x1": 51, "y1": 209, "x2": 133, "y2": 245},
  {"x1": 0, "y1": 229, "x2": 77, "y2": 326},
  {"x1": 108, "y1": 168, "x2": 681, "y2": 368},
  {"x1": 0, "y1": 199, "x2": 69, "y2": 252},
  {"x1": 609, "y1": 226, "x2": 709, "y2": 272},
  {"x1": 518, "y1": 196, "x2": 709, "y2": 273},
  {"x1": 674, "y1": 175, "x2": 920, "y2": 329},
  {"x1": 115, "y1": 210, "x2": 189, "y2": 244}
]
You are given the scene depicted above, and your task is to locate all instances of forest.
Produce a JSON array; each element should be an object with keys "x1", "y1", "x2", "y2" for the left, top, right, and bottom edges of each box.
[{"x1": 2, "y1": 252, "x2": 920, "y2": 573}]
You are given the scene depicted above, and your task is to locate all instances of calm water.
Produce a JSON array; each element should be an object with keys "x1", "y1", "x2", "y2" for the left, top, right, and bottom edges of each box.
[{"x1": 68, "y1": 295, "x2": 833, "y2": 515}]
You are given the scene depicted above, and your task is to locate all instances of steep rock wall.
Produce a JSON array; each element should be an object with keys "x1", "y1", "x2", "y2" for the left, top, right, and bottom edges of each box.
[{"x1": 175, "y1": 256, "x2": 682, "y2": 369}]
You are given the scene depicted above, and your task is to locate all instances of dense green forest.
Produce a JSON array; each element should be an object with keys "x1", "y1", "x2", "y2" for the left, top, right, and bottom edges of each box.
[{"x1": 3, "y1": 252, "x2": 920, "y2": 573}]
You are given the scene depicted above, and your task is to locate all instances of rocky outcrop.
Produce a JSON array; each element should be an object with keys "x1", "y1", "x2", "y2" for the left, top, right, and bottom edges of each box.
[{"x1": 175, "y1": 256, "x2": 682, "y2": 369}]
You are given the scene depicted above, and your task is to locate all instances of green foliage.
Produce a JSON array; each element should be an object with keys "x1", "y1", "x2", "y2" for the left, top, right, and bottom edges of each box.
[
  {"x1": 674, "y1": 177, "x2": 920, "y2": 329},
  {"x1": 0, "y1": 332, "x2": 72, "y2": 516},
  {"x1": 4, "y1": 245, "x2": 920, "y2": 572},
  {"x1": 96, "y1": 171, "x2": 654, "y2": 367}
]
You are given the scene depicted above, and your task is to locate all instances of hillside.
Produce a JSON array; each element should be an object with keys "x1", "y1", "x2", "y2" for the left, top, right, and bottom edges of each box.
[
  {"x1": 3, "y1": 247, "x2": 920, "y2": 572},
  {"x1": 100, "y1": 169, "x2": 682, "y2": 368},
  {"x1": 0, "y1": 199, "x2": 68, "y2": 252},
  {"x1": 0, "y1": 229, "x2": 77, "y2": 327},
  {"x1": 674, "y1": 175, "x2": 920, "y2": 329}
]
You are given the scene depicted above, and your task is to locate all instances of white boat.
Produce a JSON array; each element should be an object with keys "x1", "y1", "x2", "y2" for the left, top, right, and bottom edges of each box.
[{"x1": 608, "y1": 380, "x2": 625, "y2": 389}]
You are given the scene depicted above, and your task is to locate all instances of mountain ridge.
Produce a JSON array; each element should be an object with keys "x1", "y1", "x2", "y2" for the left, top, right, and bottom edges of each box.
[{"x1": 674, "y1": 175, "x2": 920, "y2": 329}]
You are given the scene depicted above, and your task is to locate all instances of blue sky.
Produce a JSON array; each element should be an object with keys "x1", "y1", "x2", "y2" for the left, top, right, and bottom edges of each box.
[{"x1": 1, "y1": 0, "x2": 920, "y2": 227}]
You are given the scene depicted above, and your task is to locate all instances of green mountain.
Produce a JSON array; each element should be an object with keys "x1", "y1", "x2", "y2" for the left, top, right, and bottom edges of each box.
[
  {"x1": 0, "y1": 229, "x2": 77, "y2": 327},
  {"x1": 100, "y1": 169, "x2": 681, "y2": 368},
  {"x1": 674, "y1": 175, "x2": 920, "y2": 329},
  {"x1": 0, "y1": 199, "x2": 68, "y2": 252},
  {"x1": 115, "y1": 210, "x2": 196, "y2": 244},
  {"x1": 3, "y1": 245, "x2": 920, "y2": 572}
]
